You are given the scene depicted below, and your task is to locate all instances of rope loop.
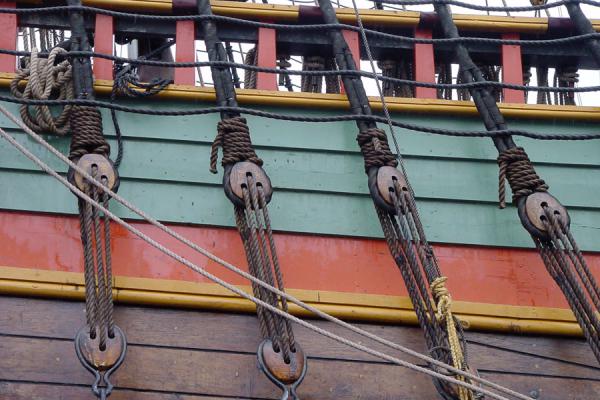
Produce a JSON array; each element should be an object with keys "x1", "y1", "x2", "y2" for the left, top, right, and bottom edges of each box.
[
  {"x1": 210, "y1": 116, "x2": 263, "y2": 173},
  {"x1": 10, "y1": 47, "x2": 74, "y2": 135},
  {"x1": 431, "y1": 276, "x2": 474, "y2": 400},
  {"x1": 356, "y1": 128, "x2": 398, "y2": 172},
  {"x1": 69, "y1": 105, "x2": 110, "y2": 160},
  {"x1": 497, "y1": 146, "x2": 548, "y2": 208}
]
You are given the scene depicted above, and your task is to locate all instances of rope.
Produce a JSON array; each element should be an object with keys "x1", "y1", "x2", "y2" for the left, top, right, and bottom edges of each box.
[
  {"x1": 356, "y1": 128, "x2": 398, "y2": 171},
  {"x1": 0, "y1": 102, "x2": 532, "y2": 400},
  {"x1": 68, "y1": 105, "x2": 111, "y2": 160},
  {"x1": 6, "y1": 96, "x2": 600, "y2": 141},
  {"x1": 9, "y1": 47, "x2": 73, "y2": 135},
  {"x1": 209, "y1": 116, "x2": 263, "y2": 173},
  {"x1": 243, "y1": 47, "x2": 257, "y2": 89},
  {"x1": 432, "y1": 277, "x2": 473, "y2": 400},
  {"x1": 497, "y1": 147, "x2": 548, "y2": 208},
  {"x1": 378, "y1": 59, "x2": 414, "y2": 98}
]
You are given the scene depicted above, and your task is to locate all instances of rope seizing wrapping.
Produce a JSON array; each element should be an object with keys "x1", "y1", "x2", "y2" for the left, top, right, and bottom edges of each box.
[
  {"x1": 68, "y1": 105, "x2": 111, "y2": 160},
  {"x1": 356, "y1": 128, "x2": 398, "y2": 172},
  {"x1": 210, "y1": 116, "x2": 263, "y2": 173},
  {"x1": 497, "y1": 147, "x2": 548, "y2": 208}
]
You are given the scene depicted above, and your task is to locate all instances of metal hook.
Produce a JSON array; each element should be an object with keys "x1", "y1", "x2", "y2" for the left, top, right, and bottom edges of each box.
[
  {"x1": 257, "y1": 339, "x2": 307, "y2": 400},
  {"x1": 75, "y1": 325, "x2": 127, "y2": 399}
]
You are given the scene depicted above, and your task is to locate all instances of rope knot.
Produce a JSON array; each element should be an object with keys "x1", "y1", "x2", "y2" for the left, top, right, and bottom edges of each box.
[
  {"x1": 356, "y1": 128, "x2": 398, "y2": 172},
  {"x1": 69, "y1": 105, "x2": 110, "y2": 160},
  {"x1": 497, "y1": 147, "x2": 548, "y2": 209},
  {"x1": 431, "y1": 277, "x2": 451, "y2": 321},
  {"x1": 210, "y1": 116, "x2": 262, "y2": 173}
]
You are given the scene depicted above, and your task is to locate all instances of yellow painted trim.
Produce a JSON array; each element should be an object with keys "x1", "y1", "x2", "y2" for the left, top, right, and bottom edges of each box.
[
  {"x1": 0, "y1": 266, "x2": 582, "y2": 337},
  {"x1": 19, "y1": 0, "x2": 590, "y2": 33},
  {"x1": 452, "y1": 14, "x2": 547, "y2": 33},
  {"x1": 3, "y1": 73, "x2": 600, "y2": 122}
]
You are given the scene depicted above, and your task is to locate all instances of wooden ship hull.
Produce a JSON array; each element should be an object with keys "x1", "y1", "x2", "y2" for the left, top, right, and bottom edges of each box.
[{"x1": 1, "y1": 0, "x2": 600, "y2": 398}]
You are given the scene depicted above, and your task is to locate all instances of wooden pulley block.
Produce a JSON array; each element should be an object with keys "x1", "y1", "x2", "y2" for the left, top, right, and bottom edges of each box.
[
  {"x1": 518, "y1": 192, "x2": 570, "y2": 239},
  {"x1": 73, "y1": 154, "x2": 117, "y2": 193},
  {"x1": 376, "y1": 166, "x2": 408, "y2": 205},
  {"x1": 530, "y1": 0, "x2": 547, "y2": 5},
  {"x1": 75, "y1": 326, "x2": 126, "y2": 371},
  {"x1": 259, "y1": 339, "x2": 306, "y2": 385},
  {"x1": 228, "y1": 161, "x2": 273, "y2": 202}
]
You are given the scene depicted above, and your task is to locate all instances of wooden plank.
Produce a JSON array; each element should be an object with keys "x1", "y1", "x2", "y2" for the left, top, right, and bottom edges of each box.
[
  {"x1": 1, "y1": 333, "x2": 599, "y2": 399},
  {"x1": 0, "y1": 2, "x2": 17, "y2": 73},
  {"x1": 2, "y1": 169, "x2": 600, "y2": 250},
  {"x1": 174, "y1": 21, "x2": 196, "y2": 86},
  {"x1": 0, "y1": 382, "x2": 229, "y2": 399},
  {"x1": 413, "y1": 28, "x2": 437, "y2": 99},
  {"x1": 501, "y1": 33, "x2": 525, "y2": 104},
  {"x1": 2, "y1": 132, "x2": 598, "y2": 208},
  {"x1": 256, "y1": 27, "x2": 278, "y2": 91},
  {"x1": 94, "y1": 14, "x2": 114, "y2": 80},
  {"x1": 1, "y1": 297, "x2": 598, "y2": 379},
  {"x1": 340, "y1": 30, "x2": 360, "y2": 95},
  {"x1": 1, "y1": 100, "x2": 600, "y2": 167}
]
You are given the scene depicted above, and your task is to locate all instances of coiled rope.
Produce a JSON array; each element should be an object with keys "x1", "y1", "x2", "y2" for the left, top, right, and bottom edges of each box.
[{"x1": 9, "y1": 47, "x2": 73, "y2": 135}]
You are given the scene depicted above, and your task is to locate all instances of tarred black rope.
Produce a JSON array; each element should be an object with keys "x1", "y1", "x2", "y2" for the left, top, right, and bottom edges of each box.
[
  {"x1": 209, "y1": 116, "x2": 263, "y2": 173},
  {"x1": 497, "y1": 147, "x2": 548, "y2": 208},
  {"x1": 68, "y1": 105, "x2": 110, "y2": 160},
  {"x1": 356, "y1": 128, "x2": 398, "y2": 172}
]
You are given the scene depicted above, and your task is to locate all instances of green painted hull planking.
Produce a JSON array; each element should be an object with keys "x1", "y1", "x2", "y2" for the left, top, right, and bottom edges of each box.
[{"x1": 1, "y1": 94, "x2": 599, "y2": 250}]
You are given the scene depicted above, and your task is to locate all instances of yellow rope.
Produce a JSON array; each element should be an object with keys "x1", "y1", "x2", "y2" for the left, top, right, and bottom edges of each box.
[{"x1": 431, "y1": 276, "x2": 474, "y2": 400}]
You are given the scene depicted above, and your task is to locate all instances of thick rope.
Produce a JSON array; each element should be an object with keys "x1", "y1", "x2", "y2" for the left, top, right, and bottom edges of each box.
[
  {"x1": 497, "y1": 147, "x2": 548, "y2": 208},
  {"x1": 356, "y1": 128, "x2": 398, "y2": 172},
  {"x1": 432, "y1": 277, "x2": 474, "y2": 400},
  {"x1": 10, "y1": 47, "x2": 73, "y2": 135},
  {"x1": 209, "y1": 116, "x2": 263, "y2": 172},
  {"x1": 68, "y1": 105, "x2": 111, "y2": 160},
  {"x1": 243, "y1": 47, "x2": 258, "y2": 89}
]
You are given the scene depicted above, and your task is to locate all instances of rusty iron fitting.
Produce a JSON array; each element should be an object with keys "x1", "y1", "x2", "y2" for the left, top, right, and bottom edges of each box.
[
  {"x1": 68, "y1": 154, "x2": 120, "y2": 195},
  {"x1": 75, "y1": 325, "x2": 127, "y2": 399},
  {"x1": 258, "y1": 339, "x2": 307, "y2": 400},
  {"x1": 367, "y1": 166, "x2": 408, "y2": 214},
  {"x1": 517, "y1": 192, "x2": 570, "y2": 240},
  {"x1": 223, "y1": 161, "x2": 273, "y2": 208}
]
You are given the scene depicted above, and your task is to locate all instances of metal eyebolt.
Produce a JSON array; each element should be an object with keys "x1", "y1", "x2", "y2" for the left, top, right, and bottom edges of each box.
[
  {"x1": 67, "y1": 153, "x2": 120, "y2": 195},
  {"x1": 223, "y1": 161, "x2": 273, "y2": 208},
  {"x1": 367, "y1": 165, "x2": 409, "y2": 214},
  {"x1": 517, "y1": 192, "x2": 571, "y2": 240},
  {"x1": 257, "y1": 339, "x2": 307, "y2": 400},
  {"x1": 75, "y1": 325, "x2": 127, "y2": 400}
]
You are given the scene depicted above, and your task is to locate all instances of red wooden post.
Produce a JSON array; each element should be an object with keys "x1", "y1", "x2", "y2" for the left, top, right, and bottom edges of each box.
[
  {"x1": 341, "y1": 30, "x2": 360, "y2": 95},
  {"x1": 94, "y1": 14, "x2": 114, "y2": 81},
  {"x1": 501, "y1": 33, "x2": 525, "y2": 103},
  {"x1": 174, "y1": 20, "x2": 196, "y2": 86},
  {"x1": 413, "y1": 28, "x2": 437, "y2": 99},
  {"x1": 0, "y1": 1, "x2": 17, "y2": 73},
  {"x1": 256, "y1": 26, "x2": 277, "y2": 91}
]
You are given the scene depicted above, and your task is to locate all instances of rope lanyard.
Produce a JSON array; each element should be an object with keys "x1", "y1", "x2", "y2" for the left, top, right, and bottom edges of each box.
[
  {"x1": 66, "y1": 1, "x2": 127, "y2": 398},
  {"x1": 197, "y1": 0, "x2": 306, "y2": 398},
  {"x1": 432, "y1": 0, "x2": 600, "y2": 365},
  {"x1": 316, "y1": 0, "x2": 477, "y2": 398}
]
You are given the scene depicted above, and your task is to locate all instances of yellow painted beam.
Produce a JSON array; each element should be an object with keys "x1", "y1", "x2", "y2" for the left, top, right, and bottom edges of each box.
[
  {"x1": 5, "y1": 73, "x2": 600, "y2": 122},
  {"x1": 18, "y1": 0, "x2": 585, "y2": 33},
  {"x1": 3, "y1": 73, "x2": 600, "y2": 122},
  {"x1": 0, "y1": 266, "x2": 582, "y2": 337}
]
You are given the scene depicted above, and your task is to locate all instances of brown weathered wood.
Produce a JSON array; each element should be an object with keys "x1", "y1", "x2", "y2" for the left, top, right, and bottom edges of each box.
[
  {"x1": 0, "y1": 382, "x2": 231, "y2": 399},
  {"x1": 1, "y1": 334, "x2": 599, "y2": 399},
  {"x1": 1, "y1": 296, "x2": 598, "y2": 381}
]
